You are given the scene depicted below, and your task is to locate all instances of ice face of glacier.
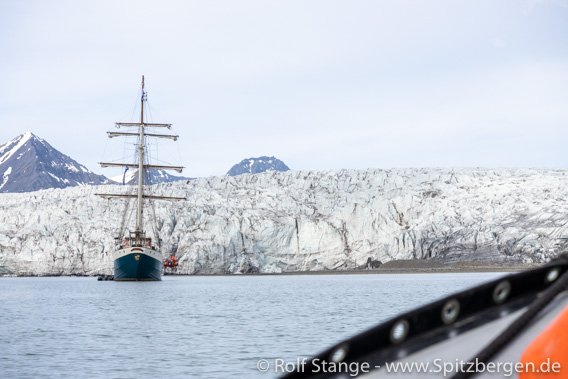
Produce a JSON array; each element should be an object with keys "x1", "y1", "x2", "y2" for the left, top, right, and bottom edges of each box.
[{"x1": 0, "y1": 168, "x2": 567, "y2": 276}]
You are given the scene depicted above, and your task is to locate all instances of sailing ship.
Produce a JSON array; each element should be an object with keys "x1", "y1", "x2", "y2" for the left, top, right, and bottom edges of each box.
[{"x1": 96, "y1": 76, "x2": 185, "y2": 281}]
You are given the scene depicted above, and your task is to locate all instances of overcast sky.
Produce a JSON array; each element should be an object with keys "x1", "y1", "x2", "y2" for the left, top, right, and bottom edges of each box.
[{"x1": 1, "y1": 0, "x2": 567, "y2": 178}]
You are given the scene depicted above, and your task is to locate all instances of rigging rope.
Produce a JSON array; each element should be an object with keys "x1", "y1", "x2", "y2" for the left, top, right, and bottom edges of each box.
[
  {"x1": 117, "y1": 185, "x2": 136, "y2": 239},
  {"x1": 149, "y1": 197, "x2": 160, "y2": 248}
]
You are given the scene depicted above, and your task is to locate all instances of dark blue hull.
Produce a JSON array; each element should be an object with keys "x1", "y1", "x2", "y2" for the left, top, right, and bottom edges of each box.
[{"x1": 114, "y1": 249, "x2": 162, "y2": 281}]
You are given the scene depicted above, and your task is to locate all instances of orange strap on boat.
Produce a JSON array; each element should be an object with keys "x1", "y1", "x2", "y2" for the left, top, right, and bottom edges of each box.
[{"x1": 518, "y1": 305, "x2": 568, "y2": 378}]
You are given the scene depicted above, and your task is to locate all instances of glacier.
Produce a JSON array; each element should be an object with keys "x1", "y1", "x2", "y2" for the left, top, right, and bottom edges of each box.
[{"x1": 1, "y1": 168, "x2": 567, "y2": 276}]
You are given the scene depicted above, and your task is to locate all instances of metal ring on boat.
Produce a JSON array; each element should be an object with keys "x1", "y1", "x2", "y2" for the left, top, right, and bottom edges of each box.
[
  {"x1": 441, "y1": 299, "x2": 460, "y2": 325},
  {"x1": 329, "y1": 344, "x2": 349, "y2": 363},
  {"x1": 493, "y1": 280, "x2": 511, "y2": 304},
  {"x1": 545, "y1": 267, "x2": 561, "y2": 283},
  {"x1": 390, "y1": 319, "x2": 409, "y2": 344}
]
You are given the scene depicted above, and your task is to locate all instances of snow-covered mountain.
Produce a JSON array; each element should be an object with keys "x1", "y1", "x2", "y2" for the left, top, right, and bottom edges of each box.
[
  {"x1": 0, "y1": 168, "x2": 567, "y2": 276},
  {"x1": 227, "y1": 156, "x2": 290, "y2": 176},
  {"x1": 0, "y1": 132, "x2": 108, "y2": 193},
  {"x1": 109, "y1": 168, "x2": 191, "y2": 185}
]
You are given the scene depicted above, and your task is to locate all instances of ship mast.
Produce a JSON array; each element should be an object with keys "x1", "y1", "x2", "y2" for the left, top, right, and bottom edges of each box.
[
  {"x1": 96, "y1": 76, "x2": 186, "y2": 245},
  {"x1": 136, "y1": 76, "x2": 145, "y2": 233}
]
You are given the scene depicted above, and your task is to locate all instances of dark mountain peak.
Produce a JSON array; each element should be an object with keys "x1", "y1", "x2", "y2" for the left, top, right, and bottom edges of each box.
[
  {"x1": 227, "y1": 156, "x2": 290, "y2": 176},
  {"x1": 1, "y1": 132, "x2": 37, "y2": 159},
  {"x1": 0, "y1": 132, "x2": 108, "y2": 193},
  {"x1": 21, "y1": 131, "x2": 40, "y2": 140}
]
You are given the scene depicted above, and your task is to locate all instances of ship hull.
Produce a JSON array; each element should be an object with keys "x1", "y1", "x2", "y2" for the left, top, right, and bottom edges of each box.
[{"x1": 113, "y1": 247, "x2": 162, "y2": 281}]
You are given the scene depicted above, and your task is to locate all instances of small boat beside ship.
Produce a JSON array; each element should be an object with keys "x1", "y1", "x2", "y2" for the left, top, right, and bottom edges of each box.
[{"x1": 96, "y1": 76, "x2": 185, "y2": 281}]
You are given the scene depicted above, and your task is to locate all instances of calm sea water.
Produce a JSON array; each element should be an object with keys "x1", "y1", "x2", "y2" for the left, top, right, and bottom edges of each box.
[{"x1": 0, "y1": 273, "x2": 505, "y2": 378}]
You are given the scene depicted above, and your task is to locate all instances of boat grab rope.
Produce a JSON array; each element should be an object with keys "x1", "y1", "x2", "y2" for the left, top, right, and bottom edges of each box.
[
  {"x1": 282, "y1": 254, "x2": 568, "y2": 378},
  {"x1": 451, "y1": 253, "x2": 568, "y2": 379}
]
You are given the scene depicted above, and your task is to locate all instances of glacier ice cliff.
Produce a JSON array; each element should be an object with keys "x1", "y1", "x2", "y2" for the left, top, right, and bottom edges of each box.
[{"x1": 1, "y1": 168, "x2": 567, "y2": 276}]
